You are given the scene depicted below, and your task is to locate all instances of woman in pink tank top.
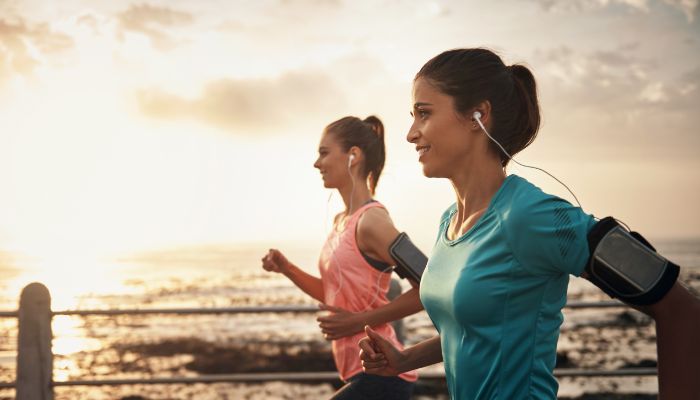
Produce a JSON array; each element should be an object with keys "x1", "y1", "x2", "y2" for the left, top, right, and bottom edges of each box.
[{"x1": 262, "y1": 115, "x2": 423, "y2": 399}]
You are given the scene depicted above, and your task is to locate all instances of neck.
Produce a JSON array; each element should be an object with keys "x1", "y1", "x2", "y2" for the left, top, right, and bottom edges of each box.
[
  {"x1": 338, "y1": 177, "x2": 372, "y2": 216},
  {"x1": 449, "y1": 154, "x2": 506, "y2": 218}
]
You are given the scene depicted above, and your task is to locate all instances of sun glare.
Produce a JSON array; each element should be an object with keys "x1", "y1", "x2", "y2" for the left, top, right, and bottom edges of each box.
[{"x1": 8, "y1": 250, "x2": 134, "y2": 311}]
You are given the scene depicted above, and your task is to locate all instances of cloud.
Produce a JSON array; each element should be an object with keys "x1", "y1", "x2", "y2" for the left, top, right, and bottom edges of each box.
[
  {"x1": 137, "y1": 71, "x2": 347, "y2": 134},
  {"x1": 639, "y1": 82, "x2": 670, "y2": 103},
  {"x1": 535, "y1": 0, "x2": 698, "y2": 22},
  {"x1": 662, "y1": 0, "x2": 699, "y2": 22},
  {"x1": 535, "y1": 45, "x2": 659, "y2": 107},
  {"x1": 530, "y1": 44, "x2": 700, "y2": 162},
  {"x1": 537, "y1": 45, "x2": 700, "y2": 112},
  {"x1": 117, "y1": 4, "x2": 194, "y2": 51},
  {"x1": 278, "y1": 0, "x2": 342, "y2": 7},
  {"x1": 0, "y1": 17, "x2": 74, "y2": 80},
  {"x1": 633, "y1": 67, "x2": 700, "y2": 108},
  {"x1": 535, "y1": 0, "x2": 651, "y2": 13},
  {"x1": 76, "y1": 13, "x2": 102, "y2": 35},
  {"x1": 673, "y1": 65, "x2": 700, "y2": 105}
]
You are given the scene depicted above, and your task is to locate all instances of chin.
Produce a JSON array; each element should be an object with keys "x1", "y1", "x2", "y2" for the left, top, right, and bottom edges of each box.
[
  {"x1": 422, "y1": 164, "x2": 447, "y2": 179},
  {"x1": 421, "y1": 164, "x2": 438, "y2": 178}
]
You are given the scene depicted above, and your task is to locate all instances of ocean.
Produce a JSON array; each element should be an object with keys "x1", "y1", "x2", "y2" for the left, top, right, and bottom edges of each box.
[{"x1": 0, "y1": 239, "x2": 698, "y2": 399}]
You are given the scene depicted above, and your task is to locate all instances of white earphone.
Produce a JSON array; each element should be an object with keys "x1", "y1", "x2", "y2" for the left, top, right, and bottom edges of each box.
[
  {"x1": 348, "y1": 153, "x2": 355, "y2": 168},
  {"x1": 471, "y1": 109, "x2": 582, "y2": 208}
]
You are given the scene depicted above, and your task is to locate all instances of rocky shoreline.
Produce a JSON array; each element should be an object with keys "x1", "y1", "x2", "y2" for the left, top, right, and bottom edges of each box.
[
  {"x1": 44, "y1": 316, "x2": 658, "y2": 400},
  {"x1": 1, "y1": 272, "x2": 695, "y2": 399}
]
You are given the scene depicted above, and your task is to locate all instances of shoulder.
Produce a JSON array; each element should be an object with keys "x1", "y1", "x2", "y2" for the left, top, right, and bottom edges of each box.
[
  {"x1": 356, "y1": 204, "x2": 400, "y2": 258},
  {"x1": 496, "y1": 175, "x2": 596, "y2": 276},
  {"x1": 498, "y1": 175, "x2": 572, "y2": 231},
  {"x1": 357, "y1": 205, "x2": 395, "y2": 239}
]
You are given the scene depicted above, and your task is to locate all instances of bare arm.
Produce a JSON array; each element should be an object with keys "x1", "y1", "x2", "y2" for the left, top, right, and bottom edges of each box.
[
  {"x1": 582, "y1": 269, "x2": 700, "y2": 400},
  {"x1": 318, "y1": 288, "x2": 423, "y2": 340},
  {"x1": 262, "y1": 249, "x2": 325, "y2": 303},
  {"x1": 359, "y1": 327, "x2": 443, "y2": 375},
  {"x1": 355, "y1": 208, "x2": 426, "y2": 322},
  {"x1": 395, "y1": 334, "x2": 444, "y2": 372},
  {"x1": 317, "y1": 208, "x2": 424, "y2": 339},
  {"x1": 356, "y1": 208, "x2": 420, "y2": 289},
  {"x1": 638, "y1": 282, "x2": 700, "y2": 400},
  {"x1": 356, "y1": 207, "x2": 399, "y2": 266},
  {"x1": 364, "y1": 287, "x2": 423, "y2": 326}
]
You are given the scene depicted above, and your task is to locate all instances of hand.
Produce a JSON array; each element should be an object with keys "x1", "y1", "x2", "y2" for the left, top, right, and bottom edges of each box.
[
  {"x1": 261, "y1": 249, "x2": 290, "y2": 274},
  {"x1": 359, "y1": 325, "x2": 406, "y2": 376},
  {"x1": 317, "y1": 304, "x2": 365, "y2": 340}
]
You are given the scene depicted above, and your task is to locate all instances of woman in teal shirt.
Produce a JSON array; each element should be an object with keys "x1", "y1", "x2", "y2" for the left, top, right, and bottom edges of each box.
[{"x1": 358, "y1": 48, "x2": 700, "y2": 399}]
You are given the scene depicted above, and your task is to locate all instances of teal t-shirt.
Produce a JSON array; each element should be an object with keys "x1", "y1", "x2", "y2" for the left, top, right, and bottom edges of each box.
[{"x1": 420, "y1": 175, "x2": 596, "y2": 399}]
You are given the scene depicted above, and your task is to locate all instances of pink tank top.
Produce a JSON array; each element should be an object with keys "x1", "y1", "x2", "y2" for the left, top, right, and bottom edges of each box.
[{"x1": 318, "y1": 201, "x2": 418, "y2": 382}]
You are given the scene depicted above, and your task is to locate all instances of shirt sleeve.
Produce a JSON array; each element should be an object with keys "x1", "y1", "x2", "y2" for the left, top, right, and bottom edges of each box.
[{"x1": 502, "y1": 192, "x2": 596, "y2": 277}]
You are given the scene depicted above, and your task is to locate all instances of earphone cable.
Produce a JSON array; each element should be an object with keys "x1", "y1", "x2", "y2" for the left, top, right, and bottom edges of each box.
[{"x1": 474, "y1": 114, "x2": 582, "y2": 209}]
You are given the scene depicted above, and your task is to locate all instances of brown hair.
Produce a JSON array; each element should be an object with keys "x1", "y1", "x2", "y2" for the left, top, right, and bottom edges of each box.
[
  {"x1": 416, "y1": 48, "x2": 540, "y2": 167},
  {"x1": 324, "y1": 115, "x2": 385, "y2": 194}
]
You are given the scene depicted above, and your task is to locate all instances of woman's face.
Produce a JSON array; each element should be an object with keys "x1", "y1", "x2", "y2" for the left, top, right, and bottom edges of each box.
[
  {"x1": 407, "y1": 77, "x2": 476, "y2": 178},
  {"x1": 313, "y1": 131, "x2": 350, "y2": 189}
]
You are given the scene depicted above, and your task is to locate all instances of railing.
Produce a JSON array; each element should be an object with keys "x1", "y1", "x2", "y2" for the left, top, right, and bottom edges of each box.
[{"x1": 0, "y1": 282, "x2": 656, "y2": 399}]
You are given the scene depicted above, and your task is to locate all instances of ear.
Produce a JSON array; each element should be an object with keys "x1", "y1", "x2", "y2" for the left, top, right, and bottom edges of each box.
[
  {"x1": 471, "y1": 100, "x2": 492, "y2": 130},
  {"x1": 348, "y1": 146, "x2": 362, "y2": 166}
]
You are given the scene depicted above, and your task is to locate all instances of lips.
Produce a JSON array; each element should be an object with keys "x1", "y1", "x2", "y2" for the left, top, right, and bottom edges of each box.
[{"x1": 416, "y1": 145, "x2": 430, "y2": 159}]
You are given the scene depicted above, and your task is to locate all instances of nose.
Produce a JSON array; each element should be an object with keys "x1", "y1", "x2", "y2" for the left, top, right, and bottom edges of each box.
[
  {"x1": 313, "y1": 157, "x2": 321, "y2": 169},
  {"x1": 407, "y1": 122, "x2": 420, "y2": 143}
]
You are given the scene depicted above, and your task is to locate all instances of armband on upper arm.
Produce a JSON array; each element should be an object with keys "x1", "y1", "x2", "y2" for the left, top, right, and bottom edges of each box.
[
  {"x1": 389, "y1": 233, "x2": 428, "y2": 283},
  {"x1": 585, "y1": 217, "x2": 679, "y2": 306}
]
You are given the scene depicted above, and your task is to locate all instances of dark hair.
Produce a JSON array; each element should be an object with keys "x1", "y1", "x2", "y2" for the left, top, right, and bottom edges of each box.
[
  {"x1": 416, "y1": 48, "x2": 540, "y2": 167},
  {"x1": 324, "y1": 115, "x2": 385, "y2": 194}
]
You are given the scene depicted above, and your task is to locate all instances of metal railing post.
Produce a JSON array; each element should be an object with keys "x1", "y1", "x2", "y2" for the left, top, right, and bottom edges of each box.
[{"x1": 17, "y1": 282, "x2": 53, "y2": 400}]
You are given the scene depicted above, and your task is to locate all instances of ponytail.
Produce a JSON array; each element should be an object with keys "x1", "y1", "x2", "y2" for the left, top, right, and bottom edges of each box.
[
  {"x1": 325, "y1": 115, "x2": 387, "y2": 195},
  {"x1": 362, "y1": 116, "x2": 385, "y2": 194},
  {"x1": 506, "y1": 64, "x2": 540, "y2": 166}
]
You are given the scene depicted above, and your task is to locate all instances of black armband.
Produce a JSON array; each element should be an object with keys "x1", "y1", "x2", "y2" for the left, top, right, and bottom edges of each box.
[
  {"x1": 389, "y1": 232, "x2": 428, "y2": 283},
  {"x1": 585, "y1": 217, "x2": 679, "y2": 306}
]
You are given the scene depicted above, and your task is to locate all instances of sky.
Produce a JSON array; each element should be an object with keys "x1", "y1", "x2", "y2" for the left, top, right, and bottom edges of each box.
[{"x1": 0, "y1": 0, "x2": 699, "y2": 268}]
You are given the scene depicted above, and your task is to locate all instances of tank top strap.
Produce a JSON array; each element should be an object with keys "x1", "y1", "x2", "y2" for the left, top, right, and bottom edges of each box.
[{"x1": 347, "y1": 201, "x2": 385, "y2": 229}]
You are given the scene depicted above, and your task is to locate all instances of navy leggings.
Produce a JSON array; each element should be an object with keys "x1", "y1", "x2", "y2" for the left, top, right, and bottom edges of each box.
[{"x1": 330, "y1": 373, "x2": 415, "y2": 400}]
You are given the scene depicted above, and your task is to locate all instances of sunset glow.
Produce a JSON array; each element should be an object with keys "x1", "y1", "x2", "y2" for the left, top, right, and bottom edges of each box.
[{"x1": 1, "y1": 0, "x2": 698, "y2": 303}]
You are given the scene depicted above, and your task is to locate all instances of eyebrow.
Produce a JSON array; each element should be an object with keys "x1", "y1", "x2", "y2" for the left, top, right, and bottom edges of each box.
[{"x1": 413, "y1": 102, "x2": 433, "y2": 108}]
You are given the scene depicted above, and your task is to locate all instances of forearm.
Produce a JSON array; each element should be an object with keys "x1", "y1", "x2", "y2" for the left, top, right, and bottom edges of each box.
[
  {"x1": 282, "y1": 264, "x2": 325, "y2": 303},
  {"x1": 363, "y1": 287, "x2": 423, "y2": 327},
  {"x1": 397, "y1": 335, "x2": 443, "y2": 372},
  {"x1": 645, "y1": 282, "x2": 700, "y2": 399},
  {"x1": 633, "y1": 281, "x2": 696, "y2": 320}
]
